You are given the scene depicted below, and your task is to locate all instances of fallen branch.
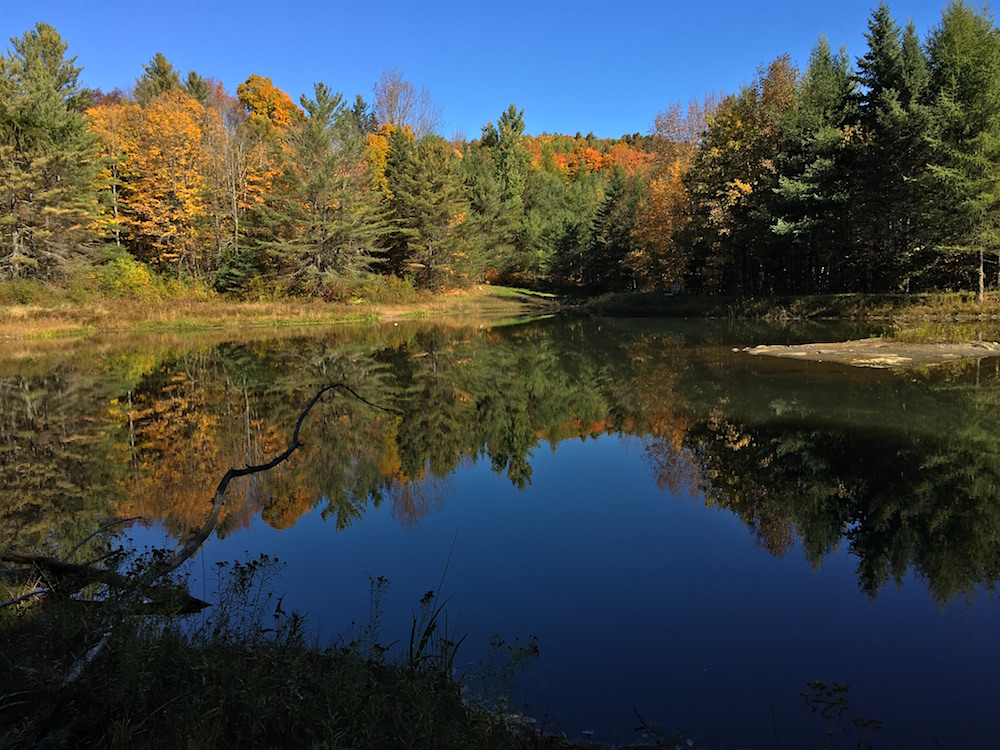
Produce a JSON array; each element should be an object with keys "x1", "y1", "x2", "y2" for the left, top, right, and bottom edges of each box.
[
  {"x1": 0, "y1": 588, "x2": 47, "y2": 609},
  {"x1": 11, "y1": 382, "x2": 393, "y2": 747},
  {"x1": 156, "y1": 382, "x2": 395, "y2": 577}
]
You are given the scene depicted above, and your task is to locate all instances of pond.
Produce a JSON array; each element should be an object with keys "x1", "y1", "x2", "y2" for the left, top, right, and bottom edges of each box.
[{"x1": 3, "y1": 316, "x2": 1000, "y2": 748}]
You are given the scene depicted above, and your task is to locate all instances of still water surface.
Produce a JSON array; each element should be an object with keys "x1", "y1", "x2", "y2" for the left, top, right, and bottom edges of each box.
[{"x1": 4, "y1": 317, "x2": 1000, "y2": 748}]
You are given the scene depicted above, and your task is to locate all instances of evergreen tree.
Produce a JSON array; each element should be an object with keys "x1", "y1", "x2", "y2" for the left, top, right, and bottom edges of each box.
[
  {"x1": 460, "y1": 141, "x2": 506, "y2": 279},
  {"x1": 133, "y1": 52, "x2": 181, "y2": 105},
  {"x1": 849, "y1": 3, "x2": 930, "y2": 291},
  {"x1": 349, "y1": 94, "x2": 378, "y2": 136},
  {"x1": 585, "y1": 170, "x2": 644, "y2": 292},
  {"x1": 0, "y1": 23, "x2": 97, "y2": 280},
  {"x1": 773, "y1": 37, "x2": 856, "y2": 292},
  {"x1": 476, "y1": 105, "x2": 532, "y2": 280},
  {"x1": 289, "y1": 83, "x2": 386, "y2": 288},
  {"x1": 385, "y1": 131, "x2": 468, "y2": 287},
  {"x1": 182, "y1": 70, "x2": 211, "y2": 106},
  {"x1": 924, "y1": 0, "x2": 1000, "y2": 301}
]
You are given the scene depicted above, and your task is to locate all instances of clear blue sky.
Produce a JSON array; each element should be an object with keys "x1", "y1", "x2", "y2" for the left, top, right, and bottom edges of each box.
[{"x1": 2, "y1": 0, "x2": 949, "y2": 139}]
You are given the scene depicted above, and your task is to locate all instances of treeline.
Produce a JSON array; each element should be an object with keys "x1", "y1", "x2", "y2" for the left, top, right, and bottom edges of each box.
[
  {"x1": 0, "y1": 25, "x2": 652, "y2": 298},
  {"x1": 2, "y1": 1, "x2": 1000, "y2": 299}
]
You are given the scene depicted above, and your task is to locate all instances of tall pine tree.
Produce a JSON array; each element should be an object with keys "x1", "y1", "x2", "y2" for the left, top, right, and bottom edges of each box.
[
  {"x1": 773, "y1": 37, "x2": 856, "y2": 292},
  {"x1": 850, "y1": 3, "x2": 930, "y2": 291},
  {"x1": 925, "y1": 0, "x2": 1000, "y2": 301},
  {"x1": 0, "y1": 23, "x2": 97, "y2": 280}
]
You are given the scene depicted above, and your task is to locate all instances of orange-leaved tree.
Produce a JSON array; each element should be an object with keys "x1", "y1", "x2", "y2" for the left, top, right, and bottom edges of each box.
[
  {"x1": 120, "y1": 88, "x2": 214, "y2": 278},
  {"x1": 632, "y1": 96, "x2": 718, "y2": 288},
  {"x1": 86, "y1": 99, "x2": 142, "y2": 247}
]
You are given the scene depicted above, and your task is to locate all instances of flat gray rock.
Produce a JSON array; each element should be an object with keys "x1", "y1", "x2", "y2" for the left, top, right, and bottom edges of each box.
[{"x1": 742, "y1": 339, "x2": 1000, "y2": 368}]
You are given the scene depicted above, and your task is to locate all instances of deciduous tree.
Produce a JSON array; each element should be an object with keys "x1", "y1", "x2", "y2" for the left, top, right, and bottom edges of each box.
[
  {"x1": 372, "y1": 67, "x2": 442, "y2": 138},
  {"x1": 120, "y1": 88, "x2": 211, "y2": 276}
]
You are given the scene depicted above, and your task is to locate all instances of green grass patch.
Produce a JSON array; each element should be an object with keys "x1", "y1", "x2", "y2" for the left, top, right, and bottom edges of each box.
[
  {"x1": 487, "y1": 285, "x2": 559, "y2": 300},
  {"x1": 23, "y1": 325, "x2": 97, "y2": 341}
]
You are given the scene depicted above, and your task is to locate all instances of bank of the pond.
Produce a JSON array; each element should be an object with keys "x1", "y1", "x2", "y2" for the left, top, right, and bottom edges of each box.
[
  {"x1": 8, "y1": 286, "x2": 1000, "y2": 341},
  {"x1": 586, "y1": 289, "x2": 1000, "y2": 323},
  {"x1": 1, "y1": 588, "x2": 666, "y2": 750},
  {"x1": 0, "y1": 285, "x2": 560, "y2": 341}
]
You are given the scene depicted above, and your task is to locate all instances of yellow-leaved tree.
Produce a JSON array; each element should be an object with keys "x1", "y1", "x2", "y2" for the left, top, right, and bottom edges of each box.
[{"x1": 121, "y1": 88, "x2": 213, "y2": 278}]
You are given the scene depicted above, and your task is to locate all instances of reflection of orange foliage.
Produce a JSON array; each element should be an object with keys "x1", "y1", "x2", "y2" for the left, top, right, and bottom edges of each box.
[
  {"x1": 388, "y1": 476, "x2": 444, "y2": 529},
  {"x1": 113, "y1": 374, "x2": 288, "y2": 538},
  {"x1": 699, "y1": 413, "x2": 795, "y2": 556},
  {"x1": 644, "y1": 407, "x2": 700, "y2": 498},
  {"x1": 376, "y1": 423, "x2": 403, "y2": 479},
  {"x1": 262, "y1": 485, "x2": 314, "y2": 530},
  {"x1": 645, "y1": 437, "x2": 702, "y2": 497},
  {"x1": 116, "y1": 375, "x2": 228, "y2": 534},
  {"x1": 647, "y1": 407, "x2": 690, "y2": 452},
  {"x1": 619, "y1": 355, "x2": 703, "y2": 498}
]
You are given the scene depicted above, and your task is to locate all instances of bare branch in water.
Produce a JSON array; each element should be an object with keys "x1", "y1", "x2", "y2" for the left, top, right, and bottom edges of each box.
[
  {"x1": 157, "y1": 383, "x2": 397, "y2": 576},
  {"x1": 5, "y1": 382, "x2": 395, "y2": 744}
]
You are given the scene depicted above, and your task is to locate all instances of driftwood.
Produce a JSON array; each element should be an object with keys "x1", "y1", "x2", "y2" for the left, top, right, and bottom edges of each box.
[
  {"x1": 2, "y1": 382, "x2": 394, "y2": 747},
  {"x1": 0, "y1": 552, "x2": 209, "y2": 614}
]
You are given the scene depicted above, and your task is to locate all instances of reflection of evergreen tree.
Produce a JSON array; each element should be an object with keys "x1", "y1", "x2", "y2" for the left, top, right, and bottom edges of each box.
[
  {"x1": 0, "y1": 362, "x2": 125, "y2": 557},
  {"x1": 668, "y1": 358, "x2": 1000, "y2": 604}
]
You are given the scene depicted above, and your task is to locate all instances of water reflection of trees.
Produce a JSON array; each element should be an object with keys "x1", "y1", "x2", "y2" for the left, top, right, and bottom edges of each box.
[
  {"x1": 0, "y1": 361, "x2": 124, "y2": 557},
  {"x1": 5, "y1": 319, "x2": 1000, "y2": 604},
  {"x1": 639, "y1": 353, "x2": 1000, "y2": 604}
]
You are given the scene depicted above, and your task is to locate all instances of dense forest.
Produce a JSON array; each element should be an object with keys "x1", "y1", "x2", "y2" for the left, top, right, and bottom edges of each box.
[{"x1": 3, "y1": 1, "x2": 1000, "y2": 300}]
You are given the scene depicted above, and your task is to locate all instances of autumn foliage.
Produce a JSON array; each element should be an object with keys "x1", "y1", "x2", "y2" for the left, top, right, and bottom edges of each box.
[{"x1": 10, "y1": 4, "x2": 1000, "y2": 299}]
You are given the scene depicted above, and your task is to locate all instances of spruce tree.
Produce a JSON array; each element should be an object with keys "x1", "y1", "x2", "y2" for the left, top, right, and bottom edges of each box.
[
  {"x1": 849, "y1": 3, "x2": 929, "y2": 291},
  {"x1": 585, "y1": 170, "x2": 643, "y2": 292},
  {"x1": 289, "y1": 83, "x2": 386, "y2": 288},
  {"x1": 924, "y1": 0, "x2": 1000, "y2": 300},
  {"x1": 0, "y1": 23, "x2": 97, "y2": 280},
  {"x1": 133, "y1": 52, "x2": 181, "y2": 105},
  {"x1": 385, "y1": 132, "x2": 467, "y2": 288},
  {"x1": 773, "y1": 37, "x2": 856, "y2": 292}
]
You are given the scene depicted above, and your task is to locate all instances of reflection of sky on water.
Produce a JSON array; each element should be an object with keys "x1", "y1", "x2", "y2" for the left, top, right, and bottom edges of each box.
[{"x1": 126, "y1": 433, "x2": 1000, "y2": 749}]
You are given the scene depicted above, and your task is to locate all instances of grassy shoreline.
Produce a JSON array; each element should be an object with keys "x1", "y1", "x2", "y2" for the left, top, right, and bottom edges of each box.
[
  {"x1": 8, "y1": 285, "x2": 1000, "y2": 342},
  {"x1": 9, "y1": 284, "x2": 1000, "y2": 346},
  {"x1": 0, "y1": 285, "x2": 560, "y2": 341}
]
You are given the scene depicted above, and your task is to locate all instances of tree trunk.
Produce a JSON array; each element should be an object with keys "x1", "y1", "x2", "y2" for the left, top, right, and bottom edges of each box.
[{"x1": 979, "y1": 249, "x2": 985, "y2": 304}]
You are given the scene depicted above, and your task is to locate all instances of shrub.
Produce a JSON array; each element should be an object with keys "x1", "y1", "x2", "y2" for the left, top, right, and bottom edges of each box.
[
  {"x1": 97, "y1": 255, "x2": 166, "y2": 300},
  {"x1": 321, "y1": 274, "x2": 421, "y2": 304},
  {"x1": 0, "y1": 279, "x2": 53, "y2": 305}
]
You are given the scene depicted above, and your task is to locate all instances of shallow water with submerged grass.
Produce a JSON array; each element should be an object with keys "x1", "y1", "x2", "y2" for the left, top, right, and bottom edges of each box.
[{"x1": 4, "y1": 315, "x2": 1000, "y2": 748}]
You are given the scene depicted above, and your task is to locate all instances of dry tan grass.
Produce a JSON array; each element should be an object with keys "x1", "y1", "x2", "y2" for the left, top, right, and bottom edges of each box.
[{"x1": 0, "y1": 288, "x2": 556, "y2": 342}]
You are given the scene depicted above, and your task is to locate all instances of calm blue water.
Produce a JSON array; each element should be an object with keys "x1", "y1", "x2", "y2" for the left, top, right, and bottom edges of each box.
[
  {"x1": 10, "y1": 316, "x2": 998, "y2": 749},
  {"x1": 131, "y1": 430, "x2": 1000, "y2": 749}
]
